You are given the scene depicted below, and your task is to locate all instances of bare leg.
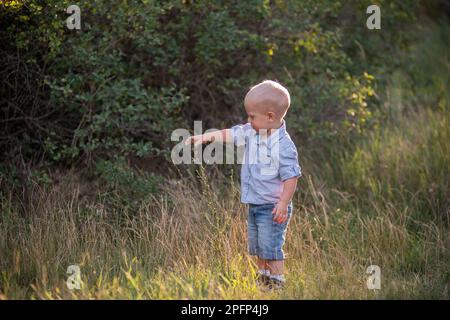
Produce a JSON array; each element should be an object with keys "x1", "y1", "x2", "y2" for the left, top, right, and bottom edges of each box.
[
  {"x1": 257, "y1": 257, "x2": 269, "y2": 271},
  {"x1": 267, "y1": 259, "x2": 284, "y2": 275}
]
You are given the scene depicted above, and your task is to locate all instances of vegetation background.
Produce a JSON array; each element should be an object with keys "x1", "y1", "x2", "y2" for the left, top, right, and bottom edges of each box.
[{"x1": 0, "y1": 0, "x2": 449, "y2": 299}]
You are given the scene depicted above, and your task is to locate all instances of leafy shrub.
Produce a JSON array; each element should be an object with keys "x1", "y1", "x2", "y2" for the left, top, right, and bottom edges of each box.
[
  {"x1": 93, "y1": 157, "x2": 163, "y2": 211},
  {"x1": 0, "y1": 0, "x2": 423, "y2": 167}
]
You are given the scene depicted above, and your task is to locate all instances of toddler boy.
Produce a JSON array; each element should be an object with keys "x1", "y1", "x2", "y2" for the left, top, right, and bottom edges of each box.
[{"x1": 185, "y1": 80, "x2": 302, "y2": 289}]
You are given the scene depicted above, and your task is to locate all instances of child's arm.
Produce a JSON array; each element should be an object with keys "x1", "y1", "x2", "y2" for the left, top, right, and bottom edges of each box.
[
  {"x1": 185, "y1": 129, "x2": 232, "y2": 146},
  {"x1": 275, "y1": 143, "x2": 302, "y2": 223},
  {"x1": 272, "y1": 177, "x2": 298, "y2": 224}
]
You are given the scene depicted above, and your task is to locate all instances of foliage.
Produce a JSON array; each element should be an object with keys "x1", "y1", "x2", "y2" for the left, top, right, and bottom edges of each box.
[
  {"x1": 1, "y1": 0, "x2": 422, "y2": 168},
  {"x1": 93, "y1": 157, "x2": 163, "y2": 212}
]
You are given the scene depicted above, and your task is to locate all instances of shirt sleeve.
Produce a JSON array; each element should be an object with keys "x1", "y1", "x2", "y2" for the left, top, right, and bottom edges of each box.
[
  {"x1": 230, "y1": 123, "x2": 252, "y2": 146},
  {"x1": 279, "y1": 144, "x2": 302, "y2": 181}
]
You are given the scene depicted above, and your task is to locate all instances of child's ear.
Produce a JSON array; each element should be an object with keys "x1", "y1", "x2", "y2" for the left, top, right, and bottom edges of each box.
[{"x1": 267, "y1": 111, "x2": 276, "y2": 121}]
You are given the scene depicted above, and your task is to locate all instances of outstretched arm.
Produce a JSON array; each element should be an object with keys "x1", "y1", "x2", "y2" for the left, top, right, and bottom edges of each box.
[{"x1": 185, "y1": 129, "x2": 233, "y2": 146}]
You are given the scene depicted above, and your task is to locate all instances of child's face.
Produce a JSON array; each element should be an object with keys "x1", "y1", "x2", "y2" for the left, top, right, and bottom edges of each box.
[{"x1": 244, "y1": 98, "x2": 278, "y2": 133}]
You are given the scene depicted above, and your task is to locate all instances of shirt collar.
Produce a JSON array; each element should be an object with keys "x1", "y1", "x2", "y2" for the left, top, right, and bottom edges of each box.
[{"x1": 252, "y1": 119, "x2": 287, "y2": 146}]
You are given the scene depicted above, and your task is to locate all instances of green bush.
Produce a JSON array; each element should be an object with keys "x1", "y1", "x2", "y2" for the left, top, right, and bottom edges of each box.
[
  {"x1": 0, "y1": 0, "x2": 423, "y2": 167},
  {"x1": 93, "y1": 157, "x2": 163, "y2": 212}
]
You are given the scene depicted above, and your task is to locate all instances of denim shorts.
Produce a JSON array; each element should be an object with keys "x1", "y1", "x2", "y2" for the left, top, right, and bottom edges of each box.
[{"x1": 247, "y1": 201, "x2": 293, "y2": 260}]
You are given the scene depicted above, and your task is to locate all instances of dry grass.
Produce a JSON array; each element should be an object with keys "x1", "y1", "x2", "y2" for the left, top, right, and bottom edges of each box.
[{"x1": 0, "y1": 109, "x2": 449, "y2": 300}]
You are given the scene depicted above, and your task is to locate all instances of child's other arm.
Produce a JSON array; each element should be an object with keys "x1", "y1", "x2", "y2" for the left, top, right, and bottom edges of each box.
[
  {"x1": 184, "y1": 129, "x2": 232, "y2": 146},
  {"x1": 272, "y1": 177, "x2": 298, "y2": 224}
]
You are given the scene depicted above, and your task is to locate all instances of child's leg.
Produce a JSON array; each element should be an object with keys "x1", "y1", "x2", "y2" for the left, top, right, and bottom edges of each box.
[
  {"x1": 257, "y1": 257, "x2": 269, "y2": 270},
  {"x1": 267, "y1": 259, "x2": 286, "y2": 289},
  {"x1": 267, "y1": 259, "x2": 284, "y2": 275},
  {"x1": 249, "y1": 206, "x2": 269, "y2": 279},
  {"x1": 255, "y1": 257, "x2": 270, "y2": 285},
  {"x1": 252, "y1": 202, "x2": 292, "y2": 288}
]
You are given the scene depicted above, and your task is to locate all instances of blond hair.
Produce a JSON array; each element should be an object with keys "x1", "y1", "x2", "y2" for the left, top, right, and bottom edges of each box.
[{"x1": 244, "y1": 80, "x2": 291, "y2": 118}]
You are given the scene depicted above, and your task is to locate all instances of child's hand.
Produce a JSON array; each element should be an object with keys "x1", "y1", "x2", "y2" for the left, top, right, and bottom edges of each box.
[
  {"x1": 272, "y1": 201, "x2": 289, "y2": 224},
  {"x1": 185, "y1": 135, "x2": 209, "y2": 146}
]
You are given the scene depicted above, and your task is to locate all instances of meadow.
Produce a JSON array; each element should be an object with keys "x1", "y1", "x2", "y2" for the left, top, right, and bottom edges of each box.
[
  {"x1": 1, "y1": 105, "x2": 448, "y2": 299},
  {"x1": 0, "y1": 1, "x2": 449, "y2": 300}
]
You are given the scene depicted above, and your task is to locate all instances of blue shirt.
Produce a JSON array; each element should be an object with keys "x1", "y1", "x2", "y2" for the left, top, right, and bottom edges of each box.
[{"x1": 230, "y1": 120, "x2": 302, "y2": 205}]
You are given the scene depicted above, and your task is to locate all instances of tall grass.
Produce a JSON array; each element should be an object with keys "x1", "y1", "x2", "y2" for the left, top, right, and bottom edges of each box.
[
  {"x1": 0, "y1": 105, "x2": 448, "y2": 299},
  {"x1": 1, "y1": 20, "x2": 449, "y2": 301}
]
